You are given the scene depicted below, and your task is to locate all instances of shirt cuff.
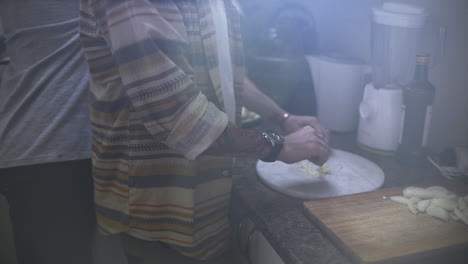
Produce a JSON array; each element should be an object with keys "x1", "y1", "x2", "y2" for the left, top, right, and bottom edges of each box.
[{"x1": 163, "y1": 93, "x2": 228, "y2": 160}]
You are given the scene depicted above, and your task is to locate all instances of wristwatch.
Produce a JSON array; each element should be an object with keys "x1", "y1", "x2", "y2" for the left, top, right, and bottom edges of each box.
[{"x1": 260, "y1": 130, "x2": 284, "y2": 162}]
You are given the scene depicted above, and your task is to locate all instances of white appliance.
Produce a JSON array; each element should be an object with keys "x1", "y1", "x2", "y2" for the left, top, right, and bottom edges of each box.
[
  {"x1": 357, "y1": 84, "x2": 403, "y2": 153},
  {"x1": 357, "y1": 2, "x2": 428, "y2": 153},
  {"x1": 306, "y1": 54, "x2": 367, "y2": 132}
]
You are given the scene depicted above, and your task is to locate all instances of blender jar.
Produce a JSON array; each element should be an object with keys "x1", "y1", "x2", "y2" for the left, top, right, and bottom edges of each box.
[{"x1": 371, "y1": 2, "x2": 427, "y2": 88}]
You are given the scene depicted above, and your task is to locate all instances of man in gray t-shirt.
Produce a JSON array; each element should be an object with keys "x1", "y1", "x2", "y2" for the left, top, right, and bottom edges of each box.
[{"x1": 0, "y1": 1, "x2": 94, "y2": 264}]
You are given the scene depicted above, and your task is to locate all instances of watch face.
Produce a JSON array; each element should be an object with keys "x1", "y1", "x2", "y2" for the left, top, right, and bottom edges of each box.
[
  {"x1": 271, "y1": 132, "x2": 284, "y2": 143},
  {"x1": 264, "y1": 130, "x2": 284, "y2": 145},
  {"x1": 262, "y1": 132, "x2": 274, "y2": 146}
]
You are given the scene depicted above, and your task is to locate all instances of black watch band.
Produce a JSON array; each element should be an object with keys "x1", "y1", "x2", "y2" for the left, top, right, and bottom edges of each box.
[{"x1": 260, "y1": 130, "x2": 284, "y2": 162}]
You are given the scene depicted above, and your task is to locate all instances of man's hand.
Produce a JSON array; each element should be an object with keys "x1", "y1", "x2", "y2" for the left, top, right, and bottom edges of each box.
[
  {"x1": 281, "y1": 115, "x2": 330, "y2": 144},
  {"x1": 277, "y1": 126, "x2": 330, "y2": 166}
]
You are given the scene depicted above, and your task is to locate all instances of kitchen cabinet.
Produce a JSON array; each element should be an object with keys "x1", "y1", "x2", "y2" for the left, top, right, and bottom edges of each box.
[{"x1": 234, "y1": 217, "x2": 285, "y2": 264}]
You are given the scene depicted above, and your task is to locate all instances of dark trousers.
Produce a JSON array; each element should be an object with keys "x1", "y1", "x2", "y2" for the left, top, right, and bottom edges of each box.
[{"x1": 0, "y1": 159, "x2": 95, "y2": 264}]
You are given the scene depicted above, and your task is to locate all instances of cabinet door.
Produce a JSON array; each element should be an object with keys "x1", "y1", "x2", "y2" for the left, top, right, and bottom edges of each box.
[{"x1": 248, "y1": 230, "x2": 285, "y2": 264}]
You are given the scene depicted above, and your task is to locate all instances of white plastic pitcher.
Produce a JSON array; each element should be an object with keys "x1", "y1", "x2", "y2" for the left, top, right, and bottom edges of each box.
[{"x1": 306, "y1": 54, "x2": 368, "y2": 132}]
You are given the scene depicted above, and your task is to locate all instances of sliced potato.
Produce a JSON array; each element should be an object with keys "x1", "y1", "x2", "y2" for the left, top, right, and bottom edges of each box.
[
  {"x1": 426, "y1": 206, "x2": 449, "y2": 222},
  {"x1": 458, "y1": 197, "x2": 467, "y2": 210},
  {"x1": 431, "y1": 198, "x2": 458, "y2": 211},
  {"x1": 426, "y1": 186, "x2": 449, "y2": 193},
  {"x1": 416, "y1": 199, "x2": 431, "y2": 213},
  {"x1": 425, "y1": 186, "x2": 457, "y2": 199},
  {"x1": 408, "y1": 201, "x2": 419, "y2": 215},
  {"x1": 393, "y1": 186, "x2": 467, "y2": 225},
  {"x1": 450, "y1": 212, "x2": 460, "y2": 221},
  {"x1": 454, "y1": 208, "x2": 468, "y2": 225},
  {"x1": 390, "y1": 196, "x2": 409, "y2": 205},
  {"x1": 403, "y1": 187, "x2": 433, "y2": 199}
]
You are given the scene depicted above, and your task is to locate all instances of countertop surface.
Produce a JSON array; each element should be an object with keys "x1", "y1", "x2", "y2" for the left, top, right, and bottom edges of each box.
[{"x1": 230, "y1": 133, "x2": 467, "y2": 264}]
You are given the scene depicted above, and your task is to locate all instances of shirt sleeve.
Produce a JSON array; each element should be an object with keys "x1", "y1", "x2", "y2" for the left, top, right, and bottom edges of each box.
[{"x1": 98, "y1": 0, "x2": 228, "y2": 160}]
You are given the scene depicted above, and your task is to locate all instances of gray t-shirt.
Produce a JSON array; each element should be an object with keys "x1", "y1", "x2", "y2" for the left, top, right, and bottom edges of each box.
[{"x1": 0, "y1": 0, "x2": 91, "y2": 168}]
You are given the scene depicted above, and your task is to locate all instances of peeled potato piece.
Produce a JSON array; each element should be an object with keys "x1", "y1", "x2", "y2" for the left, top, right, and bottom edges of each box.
[
  {"x1": 416, "y1": 199, "x2": 431, "y2": 213},
  {"x1": 454, "y1": 208, "x2": 468, "y2": 225},
  {"x1": 408, "y1": 201, "x2": 419, "y2": 215},
  {"x1": 408, "y1": 197, "x2": 421, "y2": 215},
  {"x1": 425, "y1": 186, "x2": 456, "y2": 199},
  {"x1": 426, "y1": 186, "x2": 449, "y2": 193},
  {"x1": 389, "y1": 186, "x2": 468, "y2": 225},
  {"x1": 458, "y1": 197, "x2": 467, "y2": 210},
  {"x1": 450, "y1": 212, "x2": 460, "y2": 221},
  {"x1": 431, "y1": 198, "x2": 458, "y2": 211},
  {"x1": 403, "y1": 187, "x2": 433, "y2": 199},
  {"x1": 431, "y1": 191, "x2": 455, "y2": 199},
  {"x1": 390, "y1": 196, "x2": 409, "y2": 205},
  {"x1": 426, "y1": 206, "x2": 449, "y2": 222}
]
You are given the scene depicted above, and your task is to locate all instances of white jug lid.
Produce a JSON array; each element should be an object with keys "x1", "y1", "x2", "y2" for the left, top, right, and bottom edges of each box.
[{"x1": 373, "y1": 2, "x2": 427, "y2": 28}]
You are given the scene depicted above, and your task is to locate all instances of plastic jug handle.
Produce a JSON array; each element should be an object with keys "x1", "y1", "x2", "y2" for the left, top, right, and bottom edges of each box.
[{"x1": 359, "y1": 102, "x2": 372, "y2": 120}]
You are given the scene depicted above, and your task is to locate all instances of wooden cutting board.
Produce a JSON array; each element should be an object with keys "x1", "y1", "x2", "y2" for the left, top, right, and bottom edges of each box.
[{"x1": 304, "y1": 184, "x2": 468, "y2": 264}]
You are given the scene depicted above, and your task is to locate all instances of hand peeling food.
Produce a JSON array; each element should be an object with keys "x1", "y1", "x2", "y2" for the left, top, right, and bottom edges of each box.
[{"x1": 388, "y1": 186, "x2": 468, "y2": 225}]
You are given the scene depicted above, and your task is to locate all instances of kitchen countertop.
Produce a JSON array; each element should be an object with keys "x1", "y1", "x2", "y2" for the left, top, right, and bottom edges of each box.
[{"x1": 230, "y1": 133, "x2": 467, "y2": 264}]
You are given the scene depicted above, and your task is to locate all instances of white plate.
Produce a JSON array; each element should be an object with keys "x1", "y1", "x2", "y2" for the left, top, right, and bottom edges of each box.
[{"x1": 256, "y1": 149, "x2": 385, "y2": 200}]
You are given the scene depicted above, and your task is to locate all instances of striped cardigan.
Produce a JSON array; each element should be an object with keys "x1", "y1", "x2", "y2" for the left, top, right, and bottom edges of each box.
[{"x1": 79, "y1": 0, "x2": 244, "y2": 259}]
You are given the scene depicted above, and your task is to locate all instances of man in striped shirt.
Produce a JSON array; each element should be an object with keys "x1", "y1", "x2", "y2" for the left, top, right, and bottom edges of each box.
[{"x1": 79, "y1": 0, "x2": 330, "y2": 262}]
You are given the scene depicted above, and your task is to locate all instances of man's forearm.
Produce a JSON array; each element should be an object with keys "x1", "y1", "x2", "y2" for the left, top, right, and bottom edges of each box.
[
  {"x1": 204, "y1": 125, "x2": 271, "y2": 159},
  {"x1": 241, "y1": 78, "x2": 288, "y2": 125},
  {"x1": 204, "y1": 78, "x2": 287, "y2": 159}
]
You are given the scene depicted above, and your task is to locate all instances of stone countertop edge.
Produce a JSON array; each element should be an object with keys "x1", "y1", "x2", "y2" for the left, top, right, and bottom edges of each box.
[{"x1": 231, "y1": 158, "x2": 351, "y2": 264}]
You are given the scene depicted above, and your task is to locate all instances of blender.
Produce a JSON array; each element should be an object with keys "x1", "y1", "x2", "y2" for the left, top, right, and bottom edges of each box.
[{"x1": 357, "y1": 2, "x2": 428, "y2": 154}]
